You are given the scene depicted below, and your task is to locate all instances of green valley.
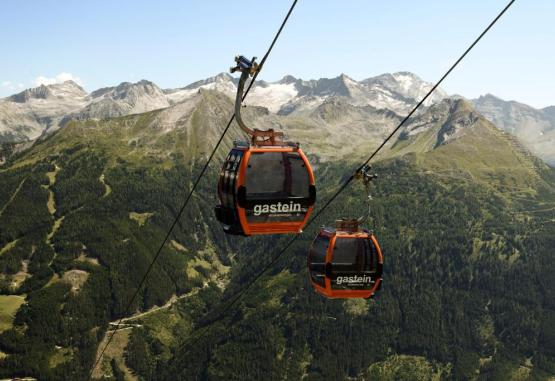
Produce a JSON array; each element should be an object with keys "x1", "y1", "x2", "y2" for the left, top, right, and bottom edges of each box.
[{"x1": 0, "y1": 91, "x2": 554, "y2": 380}]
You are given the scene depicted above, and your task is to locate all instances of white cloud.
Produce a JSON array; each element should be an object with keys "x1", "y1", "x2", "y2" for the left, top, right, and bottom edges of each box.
[
  {"x1": 34, "y1": 72, "x2": 83, "y2": 87},
  {"x1": 2, "y1": 81, "x2": 12, "y2": 87}
]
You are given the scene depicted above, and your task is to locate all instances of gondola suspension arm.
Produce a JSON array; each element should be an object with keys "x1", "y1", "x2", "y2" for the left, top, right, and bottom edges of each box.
[
  {"x1": 231, "y1": 55, "x2": 284, "y2": 145},
  {"x1": 231, "y1": 55, "x2": 258, "y2": 136},
  {"x1": 355, "y1": 165, "x2": 378, "y2": 224}
]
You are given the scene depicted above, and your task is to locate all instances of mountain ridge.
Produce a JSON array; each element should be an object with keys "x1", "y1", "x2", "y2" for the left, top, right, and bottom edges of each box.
[
  {"x1": 2, "y1": 73, "x2": 555, "y2": 167},
  {"x1": 1, "y1": 71, "x2": 443, "y2": 143},
  {"x1": 7, "y1": 80, "x2": 87, "y2": 103}
]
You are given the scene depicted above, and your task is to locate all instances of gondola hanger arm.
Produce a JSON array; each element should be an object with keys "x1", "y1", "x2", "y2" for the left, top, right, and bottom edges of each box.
[
  {"x1": 231, "y1": 55, "x2": 259, "y2": 136},
  {"x1": 354, "y1": 165, "x2": 378, "y2": 224},
  {"x1": 231, "y1": 55, "x2": 284, "y2": 145}
]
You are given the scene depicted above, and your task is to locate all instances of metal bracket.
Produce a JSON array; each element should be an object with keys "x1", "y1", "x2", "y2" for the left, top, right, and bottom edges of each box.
[
  {"x1": 335, "y1": 218, "x2": 360, "y2": 232},
  {"x1": 355, "y1": 164, "x2": 378, "y2": 184},
  {"x1": 230, "y1": 56, "x2": 260, "y2": 76}
]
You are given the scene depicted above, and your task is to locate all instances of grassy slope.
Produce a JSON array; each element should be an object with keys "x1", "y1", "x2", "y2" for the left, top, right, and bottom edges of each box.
[{"x1": 0, "y1": 295, "x2": 25, "y2": 333}]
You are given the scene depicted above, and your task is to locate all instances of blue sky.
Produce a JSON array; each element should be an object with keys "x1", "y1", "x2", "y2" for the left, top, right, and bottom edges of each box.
[{"x1": 1, "y1": 0, "x2": 554, "y2": 108}]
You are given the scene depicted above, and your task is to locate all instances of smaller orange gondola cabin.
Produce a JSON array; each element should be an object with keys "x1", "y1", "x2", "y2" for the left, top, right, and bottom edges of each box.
[
  {"x1": 308, "y1": 219, "x2": 383, "y2": 299},
  {"x1": 215, "y1": 140, "x2": 316, "y2": 236}
]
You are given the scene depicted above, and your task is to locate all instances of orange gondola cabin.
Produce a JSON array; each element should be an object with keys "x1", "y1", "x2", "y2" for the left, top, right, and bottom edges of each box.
[
  {"x1": 215, "y1": 140, "x2": 316, "y2": 235},
  {"x1": 308, "y1": 219, "x2": 383, "y2": 299}
]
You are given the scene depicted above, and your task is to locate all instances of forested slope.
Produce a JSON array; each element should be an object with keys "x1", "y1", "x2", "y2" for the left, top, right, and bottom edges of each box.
[
  {"x1": 161, "y1": 156, "x2": 555, "y2": 380},
  {"x1": 0, "y1": 91, "x2": 553, "y2": 380}
]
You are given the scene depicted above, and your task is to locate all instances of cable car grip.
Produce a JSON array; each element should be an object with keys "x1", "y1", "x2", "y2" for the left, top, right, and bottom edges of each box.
[
  {"x1": 356, "y1": 164, "x2": 378, "y2": 183},
  {"x1": 230, "y1": 55, "x2": 259, "y2": 76}
]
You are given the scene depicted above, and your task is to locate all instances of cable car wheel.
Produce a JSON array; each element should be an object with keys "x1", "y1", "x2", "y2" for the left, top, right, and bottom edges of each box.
[
  {"x1": 215, "y1": 56, "x2": 316, "y2": 235},
  {"x1": 308, "y1": 218, "x2": 383, "y2": 299}
]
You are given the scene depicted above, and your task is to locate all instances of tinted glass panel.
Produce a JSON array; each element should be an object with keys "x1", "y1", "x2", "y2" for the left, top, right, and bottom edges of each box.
[
  {"x1": 246, "y1": 152, "x2": 287, "y2": 197},
  {"x1": 218, "y1": 150, "x2": 243, "y2": 208},
  {"x1": 330, "y1": 237, "x2": 378, "y2": 290},
  {"x1": 308, "y1": 235, "x2": 329, "y2": 287},
  {"x1": 245, "y1": 152, "x2": 309, "y2": 198},
  {"x1": 244, "y1": 151, "x2": 311, "y2": 223},
  {"x1": 288, "y1": 153, "x2": 310, "y2": 197}
]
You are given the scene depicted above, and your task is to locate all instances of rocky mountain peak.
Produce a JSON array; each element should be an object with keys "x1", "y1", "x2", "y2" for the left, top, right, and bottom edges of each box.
[
  {"x1": 477, "y1": 93, "x2": 502, "y2": 101},
  {"x1": 397, "y1": 97, "x2": 483, "y2": 151},
  {"x1": 435, "y1": 99, "x2": 481, "y2": 146},
  {"x1": 71, "y1": 79, "x2": 170, "y2": 121},
  {"x1": 392, "y1": 71, "x2": 421, "y2": 81},
  {"x1": 214, "y1": 72, "x2": 234, "y2": 82},
  {"x1": 360, "y1": 73, "x2": 397, "y2": 88},
  {"x1": 362, "y1": 72, "x2": 447, "y2": 110},
  {"x1": 339, "y1": 73, "x2": 356, "y2": 82},
  {"x1": 278, "y1": 75, "x2": 297, "y2": 84},
  {"x1": 7, "y1": 85, "x2": 51, "y2": 103},
  {"x1": 473, "y1": 94, "x2": 514, "y2": 110},
  {"x1": 6, "y1": 80, "x2": 88, "y2": 103},
  {"x1": 182, "y1": 72, "x2": 234, "y2": 91},
  {"x1": 446, "y1": 97, "x2": 477, "y2": 113},
  {"x1": 47, "y1": 80, "x2": 88, "y2": 99},
  {"x1": 53, "y1": 79, "x2": 86, "y2": 92},
  {"x1": 297, "y1": 75, "x2": 353, "y2": 98},
  {"x1": 310, "y1": 96, "x2": 353, "y2": 120},
  {"x1": 421, "y1": 98, "x2": 479, "y2": 124},
  {"x1": 109, "y1": 80, "x2": 164, "y2": 101}
]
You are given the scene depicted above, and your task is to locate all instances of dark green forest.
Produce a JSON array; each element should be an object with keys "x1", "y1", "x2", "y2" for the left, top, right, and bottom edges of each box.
[{"x1": 159, "y1": 159, "x2": 555, "y2": 381}]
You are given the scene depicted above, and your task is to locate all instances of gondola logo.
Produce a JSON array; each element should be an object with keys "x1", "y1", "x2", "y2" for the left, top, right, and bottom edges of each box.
[
  {"x1": 253, "y1": 202, "x2": 302, "y2": 216},
  {"x1": 336, "y1": 275, "x2": 374, "y2": 285}
]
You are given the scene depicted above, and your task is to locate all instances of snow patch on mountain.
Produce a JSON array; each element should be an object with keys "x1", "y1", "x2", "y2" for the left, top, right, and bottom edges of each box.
[
  {"x1": 247, "y1": 83, "x2": 298, "y2": 113},
  {"x1": 165, "y1": 73, "x2": 236, "y2": 104},
  {"x1": 361, "y1": 72, "x2": 447, "y2": 112}
]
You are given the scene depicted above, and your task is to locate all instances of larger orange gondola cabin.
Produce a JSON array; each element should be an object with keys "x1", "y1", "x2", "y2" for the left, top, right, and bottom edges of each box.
[{"x1": 215, "y1": 139, "x2": 315, "y2": 236}]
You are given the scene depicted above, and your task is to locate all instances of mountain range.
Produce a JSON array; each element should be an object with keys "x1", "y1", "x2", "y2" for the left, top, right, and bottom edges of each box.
[
  {"x1": 1, "y1": 71, "x2": 555, "y2": 380},
  {"x1": 2, "y1": 72, "x2": 554, "y2": 167},
  {"x1": 1, "y1": 71, "x2": 440, "y2": 145}
]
